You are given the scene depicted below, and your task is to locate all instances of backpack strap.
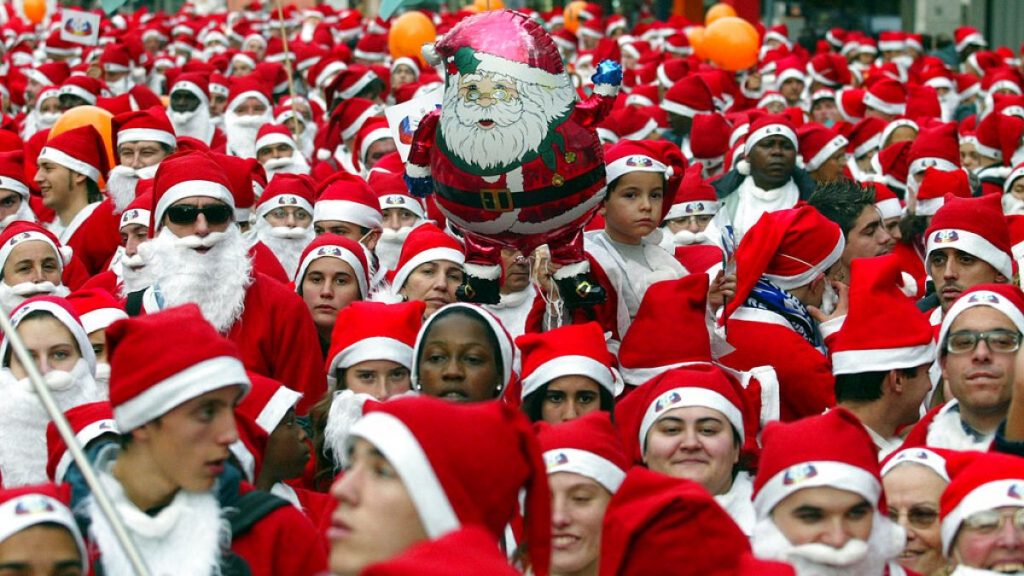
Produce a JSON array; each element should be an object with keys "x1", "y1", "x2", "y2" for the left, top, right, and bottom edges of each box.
[
  {"x1": 125, "y1": 289, "x2": 145, "y2": 317},
  {"x1": 228, "y1": 490, "x2": 291, "y2": 536}
]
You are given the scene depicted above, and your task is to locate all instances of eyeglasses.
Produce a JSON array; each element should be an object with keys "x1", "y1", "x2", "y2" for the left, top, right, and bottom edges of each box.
[
  {"x1": 165, "y1": 203, "x2": 233, "y2": 226},
  {"x1": 888, "y1": 505, "x2": 939, "y2": 529},
  {"x1": 945, "y1": 329, "x2": 1023, "y2": 354},
  {"x1": 962, "y1": 508, "x2": 1024, "y2": 534}
]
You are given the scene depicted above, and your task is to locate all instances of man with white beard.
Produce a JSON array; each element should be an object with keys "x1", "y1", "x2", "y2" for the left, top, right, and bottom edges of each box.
[
  {"x1": 20, "y1": 86, "x2": 62, "y2": 140},
  {"x1": 250, "y1": 173, "x2": 316, "y2": 279},
  {"x1": 224, "y1": 77, "x2": 274, "y2": 159},
  {"x1": 107, "y1": 107, "x2": 177, "y2": 214},
  {"x1": 131, "y1": 151, "x2": 325, "y2": 413},
  {"x1": 751, "y1": 409, "x2": 907, "y2": 576},
  {"x1": 99, "y1": 44, "x2": 134, "y2": 96},
  {"x1": 21, "y1": 62, "x2": 70, "y2": 109},
  {"x1": 0, "y1": 296, "x2": 101, "y2": 486},
  {"x1": 0, "y1": 222, "x2": 72, "y2": 312},
  {"x1": 659, "y1": 163, "x2": 725, "y2": 276},
  {"x1": 367, "y1": 169, "x2": 426, "y2": 271},
  {"x1": 0, "y1": 151, "x2": 39, "y2": 231},
  {"x1": 167, "y1": 73, "x2": 222, "y2": 147},
  {"x1": 255, "y1": 124, "x2": 310, "y2": 177},
  {"x1": 275, "y1": 101, "x2": 317, "y2": 159}
]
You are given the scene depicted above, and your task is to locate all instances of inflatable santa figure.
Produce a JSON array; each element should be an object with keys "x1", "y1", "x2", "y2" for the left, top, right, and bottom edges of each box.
[{"x1": 406, "y1": 10, "x2": 621, "y2": 306}]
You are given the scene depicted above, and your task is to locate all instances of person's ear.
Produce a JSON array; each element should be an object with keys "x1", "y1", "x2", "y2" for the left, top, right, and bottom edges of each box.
[{"x1": 889, "y1": 370, "x2": 903, "y2": 395}]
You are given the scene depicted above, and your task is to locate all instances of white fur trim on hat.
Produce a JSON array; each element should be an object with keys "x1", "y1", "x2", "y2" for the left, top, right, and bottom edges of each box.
[
  {"x1": 927, "y1": 229, "x2": 1014, "y2": 280},
  {"x1": 326, "y1": 336, "x2": 413, "y2": 387},
  {"x1": 350, "y1": 411, "x2": 461, "y2": 538},
  {"x1": 544, "y1": 448, "x2": 625, "y2": 493},
  {"x1": 358, "y1": 127, "x2": 393, "y2": 164},
  {"x1": 660, "y1": 99, "x2": 704, "y2": 119},
  {"x1": 317, "y1": 61, "x2": 348, "y2": 89},
  {"x1": 606, "y1": 155, "x2": 669, "y2": 185},
  {"x1": 341, "y1": 105, "x2": 382, "y2": 141},
  {"x1": 59, "y1": 84, "x2": 96, "y2": 105},
  {"x1": 956, "y1": 31, "x2": 987, "y2": 53},
  {"x1": 620, "y1": 118, "x2": 660, "y2": 142},
  {"x1": 38, "y1": 147, "x2": 100, "y2": 182},
  {"x1": 229, "y1": 90, "x2": 271, "y2": 112},
  {"x1": 209, "y1": 82, "x2": 229, "y2": 98},
  {"x1": 744, "y1": 124, "x2": 799, "y2": 156},
  {"x1": 0, "y1": 493, "x2": 87, "y2": 572},
  {"x1": 338, "y1": 71, "x2": 378, "y2": 100},
  {"x1": 295, "y1": 244, "x2": 368, "y2": 299},
  {"x1": 120, "y1": 207, "x2": 151, "y2": 230},
  {"x1": 257, "y1": 194, "x2": 314, "y2": 220},
  {"x1": 831, "y1": 342, "x2": 936, "y2": 376},
  {"x1": 941, "y1": 479, "x2": 1024, "y2": 555},
  {"x1": 909, "y1": 158, "x2": 958, "y2": 177},
  {"x1": 313, "y1": 199, "x2": 384, "y2": 229},
  {"x1": 854, "y1": 133, "x2": 881, "y2": 159},
  {"x1": 255, "y1": 386, "x2": 302, "y2": 433},
  {"x1": 863, "y1": 91, "x2": 906, "y2": 116},
  {"x1": 0, "y1": 176, "x2": 29, "y2": 199},
  {"x1": 764, "y1": 233, "x2": 845, "y2": 290},
  {"x1": 80, "y1": 308, "x2": 129, "y2": 335},
  {"x1": 118, "y1": 128, "x2": 177, "y2": 149},
  {"x1": 115, "y1": 355, "x2": 250, "y2": 430},
  {"x1": 806, "y1": 135, "x2": 849, "y2": 172},
  {"x1": 638, "y1": 386, "x2": 745, "y2": 458},
  {"x1": 881, "y1": 448, "x2": 950, "y2": 482},
  {"x1": 937, "y1": 289, "x2": 1024, "y2": 358},
  {"x1": 392, "y1": 247, "x2": 465, "y2": 292},
  {"x1": 876, "y1": 197, "x2": 902, "y2": 221},
  {"x1": 0, "y1": 230, "x2": 69, "y2": 275},
  {"x1": 915, "y1": 197, "x2": 945, "y2": 217},
  {"x1": 255, "y1": 132, "x2": 296, "y2": 154},
  {"x1": 154, "y1": 180, "x2": 235, "y2": 229},
  {"x1": 54, "y1": 418, "x2": 118, "y2": 483},
  {"x1": 974, "y1": 140, "x2": 1003, "y2": 161},
  {"x1": 521, "y1": 355, "x2": 614, "y2": 399},
  {"x1": 664, "y1": 200, "x2": 720, "y2": 221},
  {"x1": 471, "y1": 52, "x2": 565, "y2": 89},
  {"x1": 1006, "y1": 166, "x2": 1024, "y2": 194},
  {"x1": 625, "y1": 94, "x2": 654, "y2": 108},
  {"x1": 754, "y1": 460, "x2": 881, "y2": 517},
  {"x1": 379, "y1": 194, "x2": 426, "y2": 220}
]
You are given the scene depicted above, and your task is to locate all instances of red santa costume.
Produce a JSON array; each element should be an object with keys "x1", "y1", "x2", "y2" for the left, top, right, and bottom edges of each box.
[
  {"x1": 360, "y1": 526, "x2": 522, "y2": 575},
  {"x1": 250, "y1": 173, "x2": 316, "y2": 279},
  {"x1": 45, "y1": 401, "x2": 118, "y2": 484},
  {"x1": 659, "y1": 163, "x2": 725, "y2": 275},
  {"x1": 751, "y1": 409, "x2": 907, "y2": 576},
  {"x1": 136, "y1": 151, "x2": 326, "y2": 414},
  {"x1": 720, "y1": 206, "x2": 845, "y2": 421},
  {"x1": 902, "y1": 284, "x2": 1024, "y2": 452},
  {"x1": 66, "y1": 288, "x2": 129, "y2": 395}
]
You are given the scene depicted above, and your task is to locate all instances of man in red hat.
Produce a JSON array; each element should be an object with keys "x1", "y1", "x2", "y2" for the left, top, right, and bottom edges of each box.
[
  {"x1": 106, "y1": 107, "x2": 178, "y2": 214},
  {"x1": 168, "y1": 74, "x2": 225, "y2": 149},
  {"x1": 807, "y1": 180, "x2": 895, "y2": 285},
  {"x1": 224, "y1": 77, "x2": 274, "y2": 159}
]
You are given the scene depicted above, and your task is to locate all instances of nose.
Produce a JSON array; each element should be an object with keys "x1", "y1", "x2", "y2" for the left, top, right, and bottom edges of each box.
[
  {"x1": 330, "y1": 467, "x2": 360, "y2": 505},
  {"x1": 996, "y1": 517, "x2": 1023, "y2": 548},
  {"x1": 942, "y1": 259, "x2": 958, "y2": 280},
  {"x1": 285, "y1": 212, "x2": 298, "y2": 227},
  {"x1": 973, "y1": 339, "x2": 994, "y2": 362},
  {"x1": 820, "y1": 518, "x2": 851, "y2": 549},
  {"x1": 385, "y1": 213, "x2": 400, "y2": 230},
  {"x1": 685, "y1": 218, "x2": 701, "y2": 233},
  {"x1": 432, "y1": 275, "x2": 449, "y2": 292},
  {"x1": 218, "y1": 412, "x2": 239, "y2": 445},
  {"x1": 564, "y1": 398, "x2": 582, "y2": 421},
  {"x1": 551, "y1": 496, "x2": 571, "y2": 529},
  {"x1": 441, "y1": 358, "x2": 464, "y2": 380},
  {"x1": 194, "y1": 213, "x2": 210, "y2": 237},
  {"x1": 678, "y1": 428, "x2": 701, "y2": 450},
  {"x1": 639, "y1": 195, "x2": 652, "y2": 212},
  {"x1": 319, "y1": 281, "x2": 335, "y2": 299},
  {"x1": 126, "y1": 236, "x2": 141, "y2": 257},
  {"x1": 33, "y1": 167, "x2": 44, "y2": 186}
]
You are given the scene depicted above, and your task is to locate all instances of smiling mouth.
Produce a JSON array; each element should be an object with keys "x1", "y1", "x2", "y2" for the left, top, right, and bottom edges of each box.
[
  {"x1": 478, "y1": 120, "x2": 495, "y2": 128},
  {"x1": 990, "y1": 563, "x2": 1024, "y2": 573}
]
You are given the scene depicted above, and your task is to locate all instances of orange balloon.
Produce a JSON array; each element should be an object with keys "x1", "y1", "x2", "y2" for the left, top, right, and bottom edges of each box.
[
  {"x1": 472, "y1": 0, "x2": 504, "y2": 12},
  {"x1": 49, "y1": 106, "x2": 114, "y2": 188},
  {"x1": 388, "y1": 12, "x2": 437, "y2": 67},
  {"x1": 563, "y1": 0, "x2": 586, "y2": 34},
  {"x1": 703, "y1": 16, "x2": 760, "y2": 72},
  {"x1": 704, "y1": 3, "x2": 737, "y2": 26},
  {"x1": 23, "y1": 0, "x2": 46, "y2": 24},
  {"x1": 685, "y1": 26, "x2": 707, "y2": 60}
]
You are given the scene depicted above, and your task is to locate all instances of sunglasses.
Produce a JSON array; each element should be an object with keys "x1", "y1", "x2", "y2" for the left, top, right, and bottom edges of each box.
[{"x1": 165, "y1": 203, "x2": 233, "y2": 226}]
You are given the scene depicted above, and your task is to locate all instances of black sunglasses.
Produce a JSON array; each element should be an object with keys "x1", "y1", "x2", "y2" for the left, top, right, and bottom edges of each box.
[{"x1": 165, "y1": 203, "x2": 233, "y2": 225}]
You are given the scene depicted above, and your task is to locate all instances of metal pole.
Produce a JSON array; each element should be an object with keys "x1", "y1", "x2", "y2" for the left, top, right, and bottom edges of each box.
[
  {"x1": 0, "y1": 309, "x2": 151, "y2": 576},
  {"x1": 274, "y1": 0, "x2": 302, "y2": 139}
]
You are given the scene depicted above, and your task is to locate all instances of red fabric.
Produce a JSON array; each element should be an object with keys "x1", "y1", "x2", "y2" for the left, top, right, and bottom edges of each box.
[
  {"x1": 720, "y1": 318, "x2": 836, "y2": 421},
  {"x1": 673, "y1": 244, "x2": 722, "y2": 274},
  {"x1": 79, "y1": 269, "x2": 121, "y2": 298},
  {"x1": 892, "y1": 242, "x2": 927, "y2": 300},
  {"x1": 65, "y1": 199, "x2": 122, "y2": 277},
  {"x1": 231, "y1": 483, "x2": 328, "y2": 576},
  {"x1": 899, "y1": 403, "x2": 943, "y2": 450},
  {"x1": 61, "y1": 254, "x2": 92, "y2": 292},
  {"x1": 249, "y1": 241, "x2": 291, "y2": 285}
]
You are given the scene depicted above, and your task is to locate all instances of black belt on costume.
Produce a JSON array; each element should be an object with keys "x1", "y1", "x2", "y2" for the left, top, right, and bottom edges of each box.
[{"x1": 433, "y1": 166, "x2": 605, "y2": 212}]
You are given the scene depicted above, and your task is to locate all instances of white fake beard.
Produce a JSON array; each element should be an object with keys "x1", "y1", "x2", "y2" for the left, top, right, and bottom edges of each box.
[
  {"x1": 820, "y1": 279, "x2": 839, "y2": 316},
  {"x1": 752, "y1": 514, "x2": 905, "y2": 576},
  {"x1": 939, "y1": 94, "x2": 960, "y2": 123},
  {"x1": 1003, "y1": 194, "x2": 1024, "y2": 216},
  {"x1": 225, "y1": 111, "x2": 272, "y2": 159},
  {"x1": 22, "y1": 110, "x2": 60, "y2": 138},
  {"x1": 89, "y1": 470, "x2": 228, "y2": 576},
  {"x1": 253, "y1": 217, "x2": 314, "y2": 279},
  {"x1": 375, "y1": 226, "x2": 414, "y2": 271},
  {"x1": 300, "y1": 124, "x2": 317, "y2": 159},
  {"x1": 439, "y1": 73, "x2": 575, "y2": 171},
  {"x1": 262, "y1": 154, "x2": 310, "y2": 177},
  {"x1": 148, "y1": 226, "x2": 253, "y2": 333},
  {"x1": 0, "y1": 359, "x2": 100, "y2": 487},
  {"x1": 120, "y1": 244, "x2": 159, "y2": 296},
  {"x1": 94, "y1": 362, "x2": 110, "y2": 397},
  {"x1": 170, "y1": 106, "x2": 214, "y2": 145},
  {"x1": 0, "y1": 281, "x2": 69, "y2": 313},
  {"x1": 107, "y1": 77, "x2": 134, "y2": 96},
  {"x1": 107, "y1": 164, "x2": 159, "y2": 214},
  {"x1": 0, "y1": 201, "x2": 38, "y2": 232},
  {"x1": 672, "y1": 229, "x2": 711, "y2": 246}
]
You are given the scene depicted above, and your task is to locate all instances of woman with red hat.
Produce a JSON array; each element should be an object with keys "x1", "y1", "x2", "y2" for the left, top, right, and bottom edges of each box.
[
  {"x1": 383, "y1": 223, "x2": 466, "y2": 319},
  {"x1": 293, "y1": 233, "x2": 370, "y2": 355}
]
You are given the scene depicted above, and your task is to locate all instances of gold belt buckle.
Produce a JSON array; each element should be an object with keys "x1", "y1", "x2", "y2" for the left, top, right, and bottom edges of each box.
[{"x1": 480, "y1": 187, "x2": 514, "y2": 212}]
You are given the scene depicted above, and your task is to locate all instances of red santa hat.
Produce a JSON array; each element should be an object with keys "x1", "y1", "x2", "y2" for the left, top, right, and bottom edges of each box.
[
  {"x1": 830, "y1": 255, "x2": 936, "y2": 375},
  {"x1": 908, "y1": 122, "x2": 960, "y2": 176},
  {"x1": 664, "y1": 163, "x2": 719, "y2": 221},
  {"x1": 939, "y1": 451, "x2": 1024, "y2": 555},
  {"x1": 753, "y1": 408, "x2": 884, "y2": 518},
  {"x1": 325, "y1": 301, "x2": 424, "y2": 387},
  {"x1": 870, "y1": 182, "x2": 902, "y2": 221},
  {"x1": 308, "y1": 57, "x2": 349, "y2": 91},
  {"x1": 660, "y1": 75, "x2": 715, "y2": 119},
  {"x1": 37, "y1": 125, "x2": 109, "y2": 183},
  {"x1": 836, "y1": 87, "x2": 867, "y2": 123},
  {"x1": 0, "y1": 150, "x2": 29, "y2": 200},
  {"x1": 169, "y1": 72, "x2": 211, "y2": 105},
  {"x1": 914, "y1": 167, "x2": 972, "y2": 217},
  {"x1": 1, "y1": 296, "x2": 95, "y2": 379},
  {"x1": 756, "y1": 91, "x2": 786, "y2": 110},
  {"x1": 327, "y1": 65, "x2": 380, "y2": 106},
  {"x1": 537, "y1": 411, "x2": 628, "y2": 493},
  {"x1": 59, "y1": 76, "x2": 102, "y2": 106},
  {"x1": 937, "y1": 284, "x2": 1024, "y2": 355},
  {"x1": 254, "y1": 124, "x2": 297, "y2": 155},
  {"x1": 353, "y1": 116, "x2": 393, "y2": 168},
  {"x1": 725, "y1": 206, "x2": 844, "y2": 320},
  {"x1": 354, "y1": 33, "x2": 389, "y2": 63},
  {"x1": 881, "y1": 447, "x2": 951, "y2": 483},
  {"x1": 863, "y1": 78, "x2": 907, "y2": 117},
  {"x1": 107, "y1": 304, "x2": 251, "y2": 431},
  {"x1": 0, "y1": 222, "x2": 72, "y2": 277},
  {"x1": 45, "y1": 402, "x2": 117, "y2": 483},
  {"x1": 604, "y1": 140, "x2": 686, "y2": 208},
  {"x1": 66, "y1": 288, "x2": 128, "y2": 335},
  {"x1": 410, "y1": 303, "x2": 516, "y2": 393},
  {"x1": 975, "y1": 111, "x2": 1008, "y2": 162},
  {"x1": 227, "y1": 75, "x2": 272, "y2": 113},
  {"x1": 349, "y1": 396, "x2": 551, "y2": 574},
  {"x1": 878, "y1": 31, "x2": 906, "y2": 52},
  {"x1": 295, "y1": 233, "x2": 370, "y2": 299},
  {"x1": 256, "y1": 173, "x2": 315, "y2": 221},
  {"x1": 151, "y1": 151, "x2": 234, "y2": 230},
  {"x1": 329, "y1": 97, "x2": 383, "y2": 144},
  {"x1": 314, "y1": 172, "x2": 384, "y2": 229},
  {"x1": 0, "y1": 483, "x2": 86, "y2": 572},
  {"x1": 23, "y1": 62, "x2": 71, "y2": 88},
  {"x1": 368, "y1": 172, "x2": 427, "y2": 220},
  {"x1": 742, "y1": 114, "x2": 798, "y2": 158},
  {"x1": 618, "y1": 274, "x2": 713, "y2": 385},
  {"x1": 113, "y1": 106, "x2": 177, "y2": 150},
  {"x1": 688, "y1": 114, "x2": 730, "y2": 164},
  {"x1": 807, "y1": 53, "x2": 852, "y2": 88},
  {"x1": 596, "y1": 108, "x2": 659, "y2": 143},
  {"x1": 798, "y1": 123, "x2": 848, "y2": 172},
  {"x1": 212, "y1": 155, "x2": 261, "y2": 224},
  {"x1": 954, "y1": 26, "x2": 987, "y2": 54},
  {"x1": 1007, "y1": 162, "x2": 1024, "y2": 195},
  {"x1": 925, "y1": 194, "x2": 1013, "y2": 279},
  {"x1": 388, "y1": 223, "x2": 465, "y2": 291},
  {"x1": 846, "y1": 116, "x2": 885, "y2": 159},
  {"x1": 774, "y1": 57, "x2": 806, "y2": 88},
  {"x1": 516, "y1": 322, "x2": 618, "y2": 399},
  {"x1": 236, "y1": 372, "x2": 302, "y2": 435}
]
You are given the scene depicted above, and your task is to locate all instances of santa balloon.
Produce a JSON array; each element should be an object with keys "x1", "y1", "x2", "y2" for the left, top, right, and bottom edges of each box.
[{"x1": 406, "y1": 9, "x2": 621, "y2": 306}]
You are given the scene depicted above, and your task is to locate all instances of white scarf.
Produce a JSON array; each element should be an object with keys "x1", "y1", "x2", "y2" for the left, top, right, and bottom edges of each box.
[
  {"x1": 485, "y1": 285, "x2": 537, "y2": 340},
  {"x1": 732, "y1": 176, "x2": 800, "y2": 241},
  {"x1": 89, "y1": 467, "x2": 227, "y2": 576},
  {"x1": 714, "y1": 471, "x2": 756, "y2": 537},
  {"x1": 926, "y1": 401, "x2": 994, "y2": 451}
]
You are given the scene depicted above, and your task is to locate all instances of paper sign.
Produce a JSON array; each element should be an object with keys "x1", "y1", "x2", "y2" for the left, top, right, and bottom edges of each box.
[
  {"x1": 60, "y1": 9, "x2": 100, "y2": 46},
  {"x1": 385, "y1": 86, "x2": 442, "y2": 162}
]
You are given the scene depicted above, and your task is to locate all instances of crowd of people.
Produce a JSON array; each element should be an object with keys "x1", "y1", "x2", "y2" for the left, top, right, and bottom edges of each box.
[{"x1": 0, "y1": 0, "x2": 1023, "y2": 574}]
